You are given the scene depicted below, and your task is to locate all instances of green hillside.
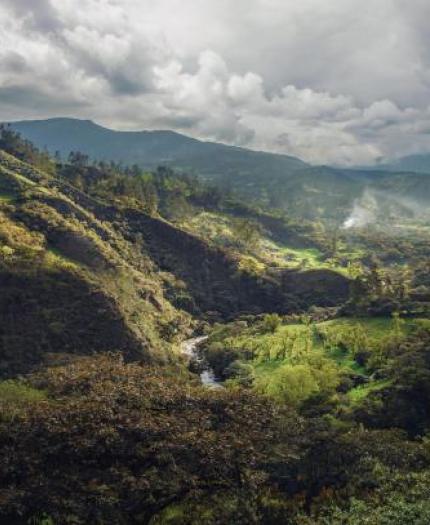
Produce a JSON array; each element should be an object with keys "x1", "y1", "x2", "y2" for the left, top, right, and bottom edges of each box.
[
  {"x1": 0, "y1": 129, "x2": 430, "y2": 525},
  {"x1": 0, "y1": 149, "x2": 194, "y2": 376},
  {"x1": 0, "y1": 134, "x2": 353, "y2": 376}
]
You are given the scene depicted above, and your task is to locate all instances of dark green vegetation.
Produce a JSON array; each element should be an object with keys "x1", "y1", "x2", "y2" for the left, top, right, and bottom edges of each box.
[{"x1": 1, "y1": 126, "x2": 430, "y2": 524}]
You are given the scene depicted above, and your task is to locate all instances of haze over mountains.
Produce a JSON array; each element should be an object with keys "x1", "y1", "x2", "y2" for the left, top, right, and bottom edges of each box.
[
  {"x1": 372, "y1": 154, "x2": 430, "y2": 175},
  {"x1": 11, "y1": 117, "x2": 430, "y2": 175},
  {"x1": 8, "y1": 118, "x2": 430, "y2": 219}
]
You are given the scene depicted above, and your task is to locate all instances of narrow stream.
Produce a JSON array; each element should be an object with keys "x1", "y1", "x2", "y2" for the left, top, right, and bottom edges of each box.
[{"x1": 180, "y1": 336, "x2": 223, "y2": 389}]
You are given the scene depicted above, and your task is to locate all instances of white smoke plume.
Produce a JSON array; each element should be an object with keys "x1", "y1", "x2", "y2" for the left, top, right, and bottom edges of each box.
[
  {"x1": 342, "y1": 187, "x2": 429, "y2": 230},
  {"x1": 343, "y1": 188, "x2": 378, "y2": 229}
]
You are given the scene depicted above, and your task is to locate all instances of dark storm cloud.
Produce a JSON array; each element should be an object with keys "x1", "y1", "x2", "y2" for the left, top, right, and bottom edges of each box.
[{"x1": 1, "y1": 0, "x2": 430, "y2": 165}]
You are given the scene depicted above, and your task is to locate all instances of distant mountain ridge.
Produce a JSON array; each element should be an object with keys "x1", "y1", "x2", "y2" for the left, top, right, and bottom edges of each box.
[
  {"x1": 9, "y1": 117, "x2": 307, "y2": 170},
  {"x1": 375, "y1": 154, "x2": 430, "y2": 174},
  {"x1": 7, "y1": 117, "x2": 430, "y2": 217}
]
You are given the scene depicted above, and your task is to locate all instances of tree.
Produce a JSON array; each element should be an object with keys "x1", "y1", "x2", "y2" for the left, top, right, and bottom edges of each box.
[
  {"x1": 367, "y1": 256, "x2": 384, "y2": 298},
  {"x1": 141, "y1": 181, "x2": 159, "y2": 215},
  {"x1": 262, "y1": 363, "x2": 319, "y2": 405},
  {"x1": 231, "y1": 218, "x2": 262, "y2": 251},
  {"x1": 261, "y1": 313, "x2": 281, "y2": 333},
  {"x1": 68, "y1": 151, "x2": 89, "y2": 168},
  {"x1": 163, "y1": 192, "x2": 191, "y2": 221}
]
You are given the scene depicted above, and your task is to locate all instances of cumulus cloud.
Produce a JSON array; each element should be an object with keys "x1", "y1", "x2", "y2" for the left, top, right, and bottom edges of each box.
[
  {"x1": 1, "y1": 0, "x2": 60, "y2": 31},
  {"x1": 1, "y1": 0, "x2": 430, "y2": 165}
]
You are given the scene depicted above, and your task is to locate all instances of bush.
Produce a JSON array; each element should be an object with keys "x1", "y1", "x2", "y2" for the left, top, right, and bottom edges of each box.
[
  {"x1": 261, "y1": 313, "x2": 281, "y2": 333},
  {"x1": 225, "y1": 361, "x2": 255, "y2": 386}
]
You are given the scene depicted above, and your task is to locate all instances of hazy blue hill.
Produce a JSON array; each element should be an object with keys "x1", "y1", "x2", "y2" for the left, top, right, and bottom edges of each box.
[
  {"x1": 360, "y1": 154, "x2": 430, "y2": 175},
  {"x1": 9, "y1": 117, "x2": 307, "y2": 173},
  {"x1": 382, "y1": 154, "x2": 430, "y2": 174}
]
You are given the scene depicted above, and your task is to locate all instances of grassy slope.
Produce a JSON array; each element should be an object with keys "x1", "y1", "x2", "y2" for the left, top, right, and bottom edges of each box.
[
  {"x1": 0, "y1": 148, "x2": 354, "y2": 380},
  {"x1": 180, "y1": 210, "x2": 364, "y2": 276},
  {"x1": 0, "y1": 150, "x2": 192, "y2": 376}
]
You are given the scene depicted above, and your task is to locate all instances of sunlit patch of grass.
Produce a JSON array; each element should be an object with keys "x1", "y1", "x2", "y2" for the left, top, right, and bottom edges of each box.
[
  {"x1": 347, "y1": 379, "x2": 392, "y2": 405},
  {"x1": 320, "y1": 316, "x2": 414, "y2": 340},
  {"x1": 34, "y1": 185, "x2": 52, "y2": 195},
  {"x1": 260, "y1": 239, "x2": 357, "y2": 275},
  {"x1": 415, "y1": 318, "x2": 430, "y2": 330},
  {"x1": 0, "y1": 380, "x2": 47, "y2": 421},
  {"x1": 280, "y1": 245, "x2": 323, "y2": 262},
  {"x1": 11, "y1": 171, "x2": 37, "y2": 186},
  {"x1": 45, "y1": 247, "x2": 80, "y2": 270}
]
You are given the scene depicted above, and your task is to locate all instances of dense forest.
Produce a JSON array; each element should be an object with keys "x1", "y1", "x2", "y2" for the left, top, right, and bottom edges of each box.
[{"x1": 1, "y1": 126, "x2": 430, "y2": 524}]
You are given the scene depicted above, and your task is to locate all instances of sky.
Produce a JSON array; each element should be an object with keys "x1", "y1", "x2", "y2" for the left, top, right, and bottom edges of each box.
[{"x1": 1, "y1": 0, "x2": 430, "y2": 165}]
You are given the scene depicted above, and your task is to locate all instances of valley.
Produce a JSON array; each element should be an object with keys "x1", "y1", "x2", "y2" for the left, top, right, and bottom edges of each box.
[{"x1": 0, "y1": 125, "x2": 430, "y2": 524}]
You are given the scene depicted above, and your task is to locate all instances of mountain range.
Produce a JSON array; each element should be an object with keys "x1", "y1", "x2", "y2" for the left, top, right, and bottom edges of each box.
[{"x1": 7, "y1": 118, "x2": 430, "y2": 218}]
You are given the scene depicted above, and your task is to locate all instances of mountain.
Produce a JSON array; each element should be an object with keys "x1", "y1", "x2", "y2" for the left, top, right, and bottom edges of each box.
[
  {"x1": 0, "y1": 149, "x2": 194, "y2": 375},
  {"x1": 9, "y1": 116, "x2": 307, "y2": 175},
  {"x1": 2, "y1": 125, "x2": 430, "y2": 525},
  {"x1": 7, "y1": 118, "x2": 430, "y2": 221},
  {"x1": 379, "y1": 153, "x2": 430, "y2": 174}
]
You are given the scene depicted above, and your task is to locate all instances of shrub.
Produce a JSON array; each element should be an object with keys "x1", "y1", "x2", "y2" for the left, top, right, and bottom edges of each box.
[{"x1": 261, "y1": 313, "x2": 281, "y2": 333}]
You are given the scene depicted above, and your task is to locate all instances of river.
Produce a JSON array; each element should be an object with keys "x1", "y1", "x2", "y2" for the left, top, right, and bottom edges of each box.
[{"x1": 180, "y1": 336, "x2": 223, "y2": 389}]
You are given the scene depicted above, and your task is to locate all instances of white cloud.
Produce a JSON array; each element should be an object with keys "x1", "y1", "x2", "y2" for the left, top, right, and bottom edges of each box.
[{"x1": 1, "y1": 0, "x2": 430, "y2": 165}]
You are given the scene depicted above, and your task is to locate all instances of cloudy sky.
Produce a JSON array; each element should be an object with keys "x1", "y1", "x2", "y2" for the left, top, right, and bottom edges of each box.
[{"x1": 1, "y1": 0, "x2": 430, "y2": 165}]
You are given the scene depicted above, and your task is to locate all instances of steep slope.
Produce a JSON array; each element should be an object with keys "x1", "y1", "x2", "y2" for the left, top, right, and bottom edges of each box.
[
  {"x1": 45, "y1": 179, "x2": 350, "y2": 319},
  {"x1": 0, "y1": 150, "x2": 191, "y2": 377},
  {"x1": 0, "y1": 146, "x2": 352, "y2": 373}
]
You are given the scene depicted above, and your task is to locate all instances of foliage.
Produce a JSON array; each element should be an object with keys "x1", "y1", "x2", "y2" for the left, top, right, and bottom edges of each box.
[
  {"x1": 1, "y1": 123, "x2": 430, "y2": 524},
  {"x1": 0, "y1": 355, "x2": 302, "y2": 524},
  {"x1": 261, "y1": 313, "x2": 282, "y2": 333},
  {"x1": 0, "y1": 125, "x2": 56, "y2": 175}
]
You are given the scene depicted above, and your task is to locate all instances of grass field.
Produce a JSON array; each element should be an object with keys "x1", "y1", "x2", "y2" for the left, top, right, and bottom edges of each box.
[{"x1": 0, "y1": 380, "x2": 47, "y2": 421}]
